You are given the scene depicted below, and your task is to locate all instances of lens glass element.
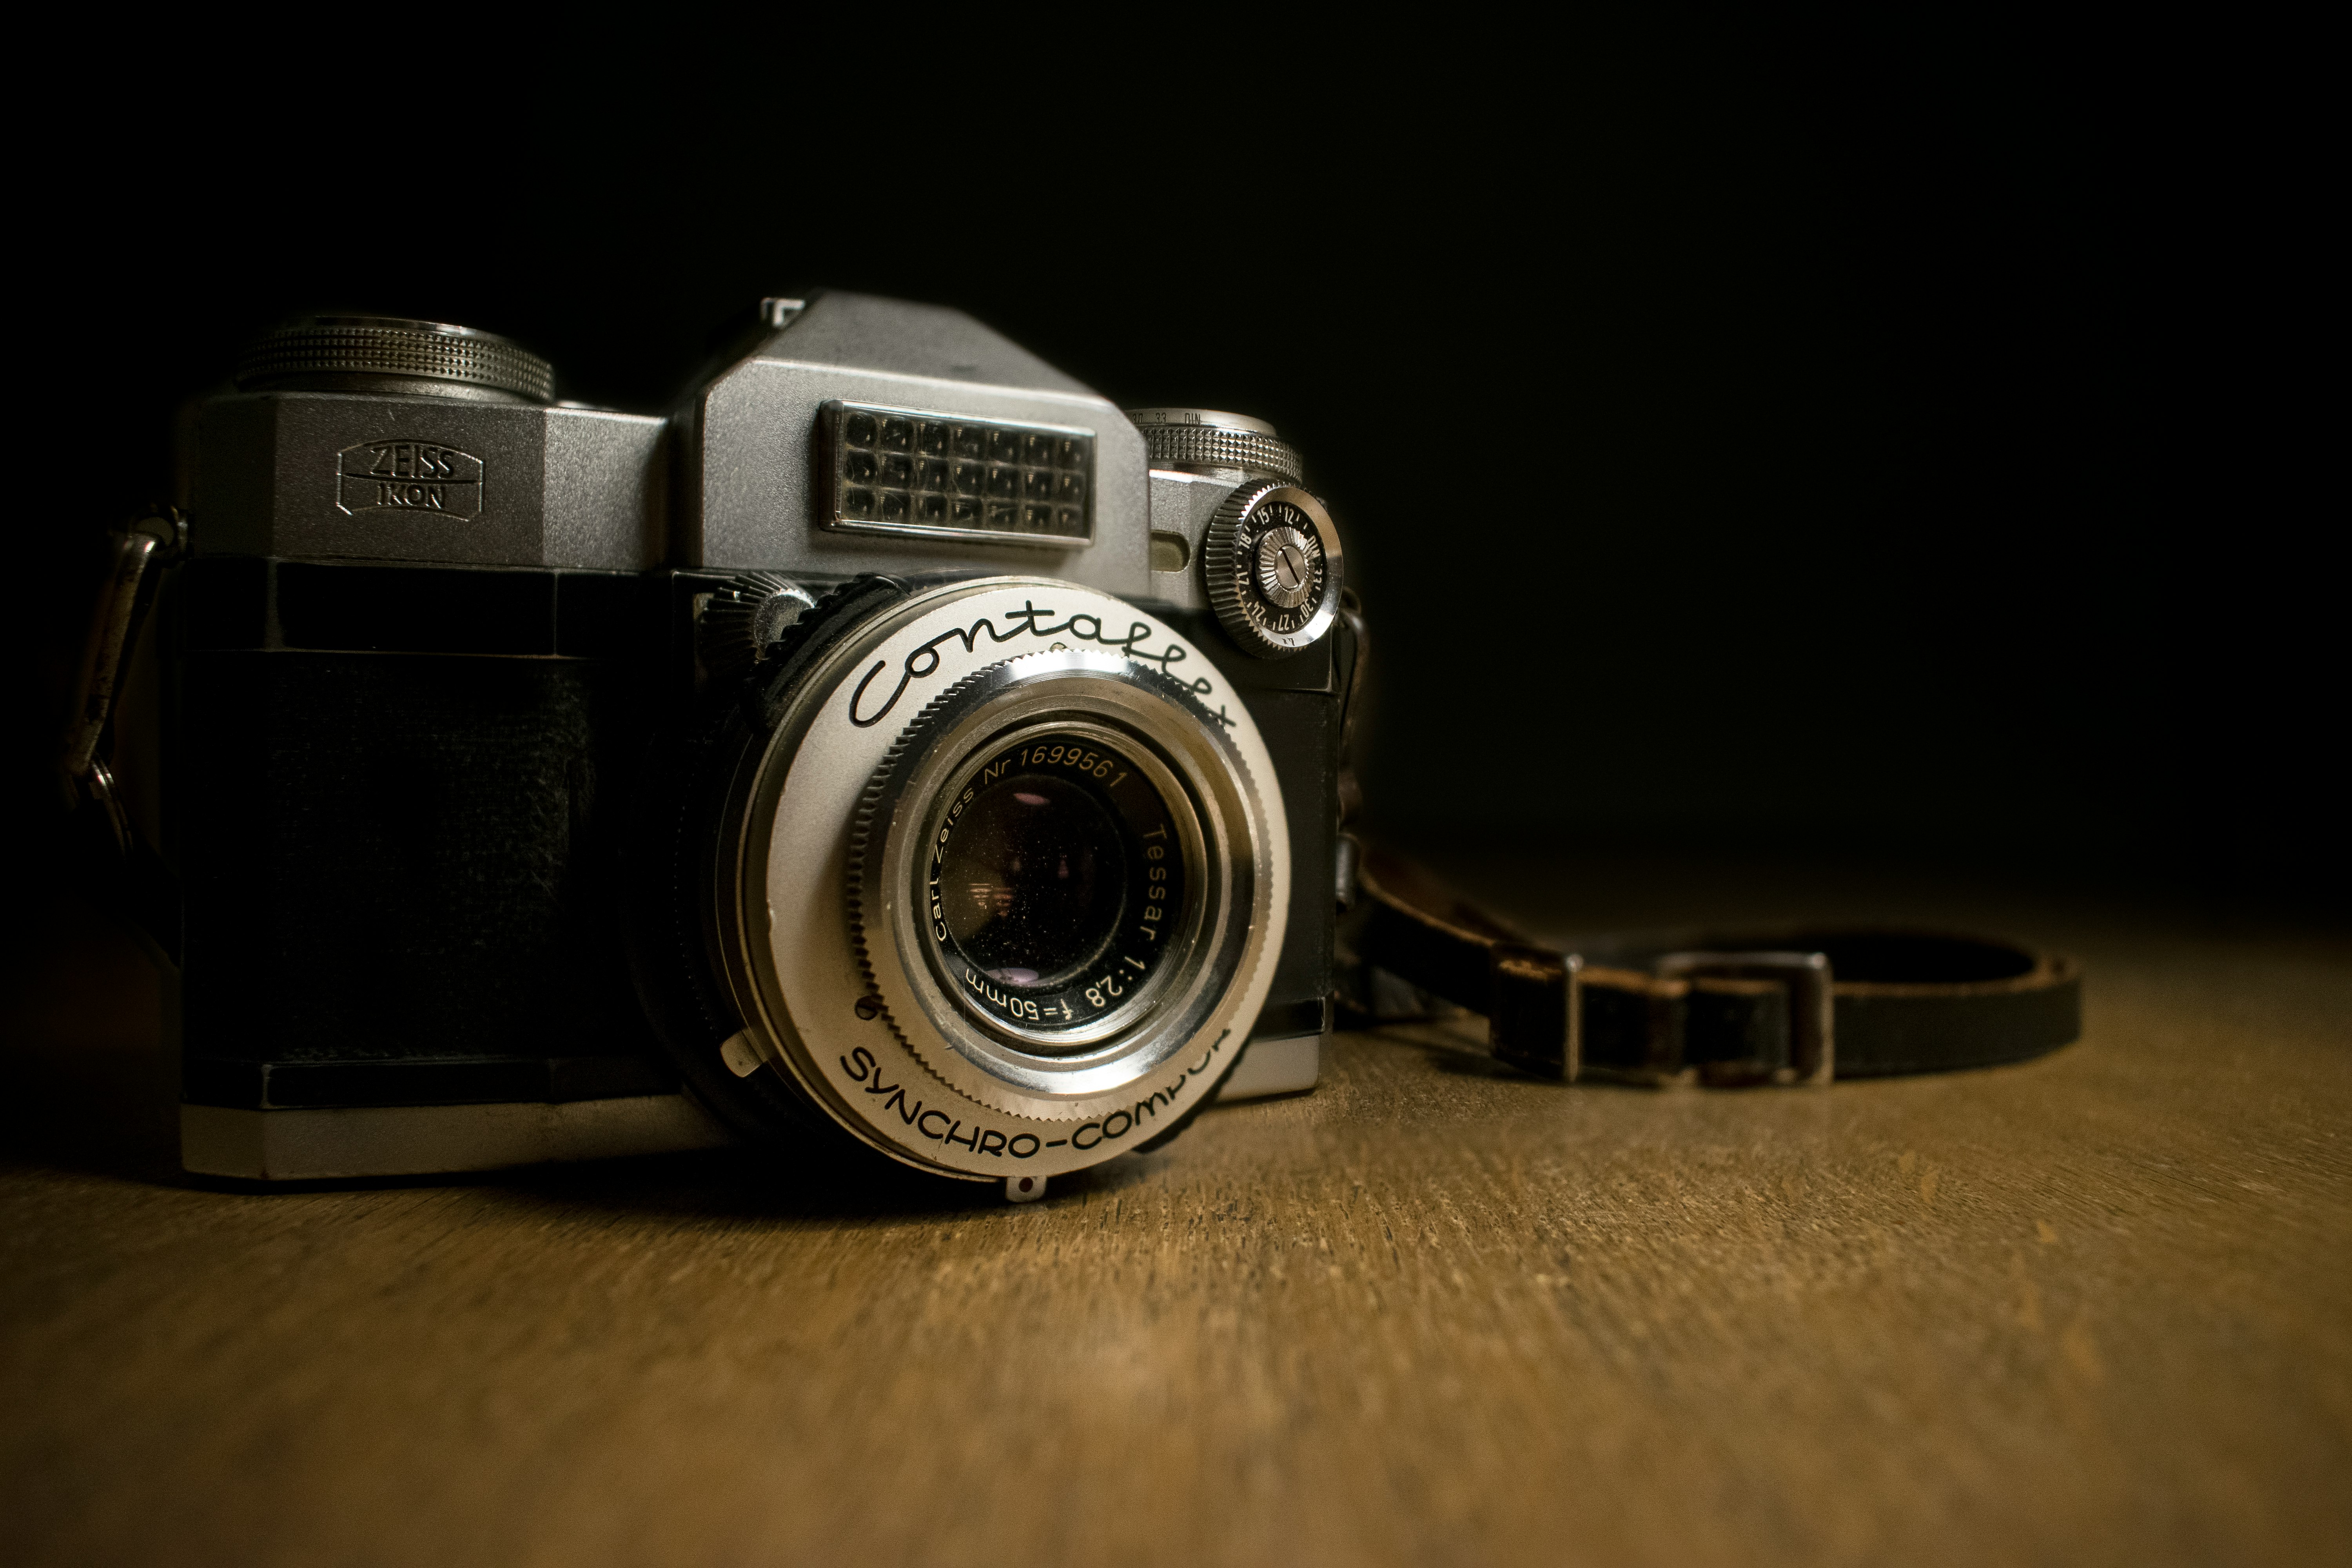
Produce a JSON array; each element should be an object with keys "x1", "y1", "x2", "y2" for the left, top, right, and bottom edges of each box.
[
  {"x1": 936, "y1": 773, "x2": 1121, "y2": 984},
  {"x1": 925, "y1": 730, "x2": 1188, "y2": 1043}
]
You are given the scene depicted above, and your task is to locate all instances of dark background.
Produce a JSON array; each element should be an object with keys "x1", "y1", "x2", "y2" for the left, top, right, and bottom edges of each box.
[{"x1": 15, "y1": 11, "x2": 2336, "y2": 920}]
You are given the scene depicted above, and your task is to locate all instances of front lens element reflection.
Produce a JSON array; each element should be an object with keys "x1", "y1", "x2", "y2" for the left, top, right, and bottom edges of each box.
[
  {"x1": 924, "y1": 730, "x2": 1188, "y2": 1040},
  {"x1": 937, "y1": 771, "x2": 1124, "y2": 990}
]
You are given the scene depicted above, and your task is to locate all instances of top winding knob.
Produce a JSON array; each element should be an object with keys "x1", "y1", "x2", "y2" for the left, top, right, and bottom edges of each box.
[
  {"x1": 235, "y1": 316, "x2": 555, "y2": 403},
  {"x1": 1127, "y1": 408, "x2": 1304, "y2": 485}
]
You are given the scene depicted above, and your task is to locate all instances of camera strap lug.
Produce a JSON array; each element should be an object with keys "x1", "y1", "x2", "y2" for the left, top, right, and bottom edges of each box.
[
  {"x1": 60, "y1": 508, "x2": 184, "y2": 828},
  {"x1": 58, "y1": 508, "x2": 187, "y2": 964}
]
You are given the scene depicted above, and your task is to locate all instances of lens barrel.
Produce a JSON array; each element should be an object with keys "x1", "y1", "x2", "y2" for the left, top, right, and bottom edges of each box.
[
  {"x1": 848, "y1": 652, "x2": 1246, "y2": 1108},
  {"x1": 674, "y1": 577, "x2": 1290, "y2": 1183}
]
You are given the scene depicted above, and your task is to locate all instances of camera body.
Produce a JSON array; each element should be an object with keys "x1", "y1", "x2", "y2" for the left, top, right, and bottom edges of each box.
[{"x1": 139, "y1": 295, "x2": 1348, "y2": 1184}]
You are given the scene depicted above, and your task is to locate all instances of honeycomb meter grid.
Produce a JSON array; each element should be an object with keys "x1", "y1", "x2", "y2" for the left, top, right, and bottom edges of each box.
[{"x1": 826, "y1": 401, "x2": 1093, "y2": 544}]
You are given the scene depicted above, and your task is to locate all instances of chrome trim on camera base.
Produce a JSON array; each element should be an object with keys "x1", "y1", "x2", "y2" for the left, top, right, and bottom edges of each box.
[
  {"x1": 179, "y1": 1095, "x2": 731, "y2": 1182},
  {"x1": 1214, "y1": 1031, "x2": 1323, "y2": 1102}
]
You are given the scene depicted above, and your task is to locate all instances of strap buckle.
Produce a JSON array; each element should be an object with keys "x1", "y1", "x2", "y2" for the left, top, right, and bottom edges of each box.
[
  {"x1": 1348, "y1": 849, "x2": 2077, "y2": 1083},
  {"x1": 1487, "y1": 943, "x2": 1584, "y2": 1080},
  {"x1": 1651, "y1": 950, "x2": 1835, "y2": 1087}
]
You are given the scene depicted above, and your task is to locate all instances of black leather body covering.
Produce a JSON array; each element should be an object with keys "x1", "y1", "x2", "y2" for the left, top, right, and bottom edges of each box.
[{"x1": 172, "y1": 557, "x2": 676, "y2": 1111}]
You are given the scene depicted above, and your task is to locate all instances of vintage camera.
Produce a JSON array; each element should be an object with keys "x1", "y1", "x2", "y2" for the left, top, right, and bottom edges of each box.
[{"x1": 91, "y1": 294, "x2": 1352, "y2": 1194}]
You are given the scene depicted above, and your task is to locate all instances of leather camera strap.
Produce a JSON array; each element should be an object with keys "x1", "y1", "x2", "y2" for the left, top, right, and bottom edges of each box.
[{"x1": 1346, "y1": 851, "x2": 2081, "y2": 1085}]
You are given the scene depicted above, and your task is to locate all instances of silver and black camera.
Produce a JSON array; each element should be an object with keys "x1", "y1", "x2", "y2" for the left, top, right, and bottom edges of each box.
[{"x1": 89, "y1": 294, "x2": 1353, "y2": 1194}]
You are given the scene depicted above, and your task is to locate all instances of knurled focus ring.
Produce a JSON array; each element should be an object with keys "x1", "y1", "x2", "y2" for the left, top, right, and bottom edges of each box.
[
  {"x1": 1138, "y1": 424, "x2": 1303, "y2": 484},
  {"x1": 236, "y1": 325, "x2": 554, "y2": 402}
]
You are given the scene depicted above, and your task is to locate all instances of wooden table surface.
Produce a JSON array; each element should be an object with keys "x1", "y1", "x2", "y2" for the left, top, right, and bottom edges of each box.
[{"x1": 5, "y1": 860, "x2": 2349, "y2": 1567}]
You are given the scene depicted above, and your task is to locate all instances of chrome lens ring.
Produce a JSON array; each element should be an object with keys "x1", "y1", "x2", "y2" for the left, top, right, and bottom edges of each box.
[
  {"x1": 851, "y1": 651, "x2": 1263, "y2": 1114},
  {"x1": 716, "y1": 578, "x2": 1290, "y2": 1180},
  {"x1": 901, "y1": 711, "x2": 1212, "y2": 1053}
]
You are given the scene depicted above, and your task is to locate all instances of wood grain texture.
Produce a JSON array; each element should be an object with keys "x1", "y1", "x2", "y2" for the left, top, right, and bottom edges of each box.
[{"x1": 4, "y1": 873, "x2": 2349, "y2": 1567}]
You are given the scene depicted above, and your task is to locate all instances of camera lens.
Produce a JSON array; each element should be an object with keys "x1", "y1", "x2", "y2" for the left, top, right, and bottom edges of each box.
[
  {"x1": 926, "y1": 730, "x2": 1189, "y2": 1046},
  {"x1": 700, "y1": 583, "x2": 1287, "y2": 1168},
  {"x1": 840, "y1": 644, "x2": 1269, "y2": 1113}
]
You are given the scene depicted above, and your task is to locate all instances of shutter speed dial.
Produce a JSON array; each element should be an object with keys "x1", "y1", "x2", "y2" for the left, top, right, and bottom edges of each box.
[{"x1": 1202, "y1": 482, "x2": 1344, "y2": 658}]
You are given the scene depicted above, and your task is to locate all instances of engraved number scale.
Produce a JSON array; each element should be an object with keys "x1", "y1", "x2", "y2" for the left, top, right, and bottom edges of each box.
[{"x1": 1201, "y1": 483, "x2": 1346, "y2": 659}]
